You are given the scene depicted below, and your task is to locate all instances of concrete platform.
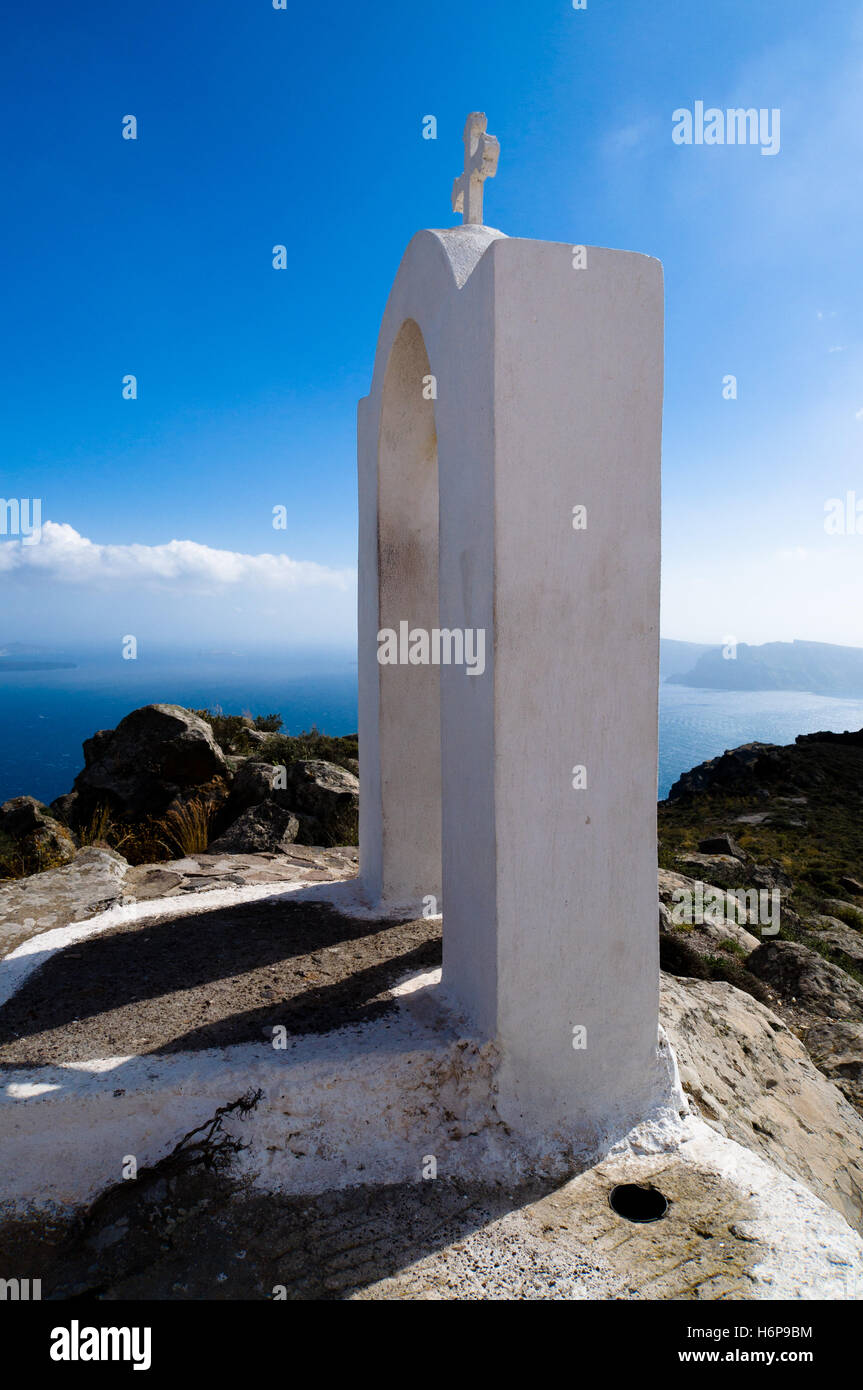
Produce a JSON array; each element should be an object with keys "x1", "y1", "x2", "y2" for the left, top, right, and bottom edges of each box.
[{"x1": 1, "y1": 875, "x2": 862, "y2": 1299}]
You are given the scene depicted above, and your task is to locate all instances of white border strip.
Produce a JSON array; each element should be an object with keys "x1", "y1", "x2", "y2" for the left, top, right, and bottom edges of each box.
[{"x1": 0, "y1": 873, "x2": 404, "y2": 1010}]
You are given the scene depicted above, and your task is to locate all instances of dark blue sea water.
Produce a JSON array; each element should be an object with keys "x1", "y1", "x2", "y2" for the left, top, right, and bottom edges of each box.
[
  {"x1": 1, "y1": 649, "x2": 862, "y2": 806},
  {"x1": 0, "y1": 648, "x2": 359, "y2": 807},
  {"x1": 657, "y1": 685, "x2": 863, "y2": 797}
]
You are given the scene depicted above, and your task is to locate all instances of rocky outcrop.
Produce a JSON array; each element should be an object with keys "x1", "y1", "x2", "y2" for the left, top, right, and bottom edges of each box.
[
  {"x1": 822, "y1": 899, "x2": 863, "y2": 928},
  {"x1": 71, "y1": 705, "x2": 229, "y2": 823},
  {"x1": 659, "y1": 726, "x2": 863, "y2": 1130},
  {"x1": 659, "y1": 972, "x2": 863, "y2": 1233},
  {"x1": 281, "y1": 760, "x2": 359, "y2": 846},
  {"x1": 228, "y1": 760, "x2": 283, "y2": 813},
  {"x1": 673, "y1": 852, "x2": 749, "y2": 890},
  {"x1": 806, "y1": 916, "x2": 863, "y2": 972},
  {"x1": 796, "y1": 729, "x2": 863, "y2": 748},
  {"x1": 747, "y1": 939, "x2": 863, "y2": 1023},
  {"x1": 657, "y1": 867, "x2": 761, "y2": 952},
  {"x1": 209, "y1": 803, "x2": 300, "y2": 854},
  {"x1": 1, "y1": 707, "x2": 361, "y2": 876},
  {"x1": 668, "y1": 728, "x2": 863, "y2": 806},
  {"x1": 668, "y1": 742, "x2": 783, "y2": 801},
  {"x1": 223, "y1": 757, "x2": 358, "y2": 848},
  {"x1": 697, "y1": 832, "x2": 746, "y2": 859},
  {"x1": 673, "y1": 852, "x2": 791, "y2": 895},
  {"x1": 740, "y1": 939, "x2": 863, "y2": 1118},
  {"x1": 804, "y1": 1022, "x2": 863, "y2": 1115},
  {"x1": 0, "y1": 847, "x2": 130, "y2": 957},
  {"x1": 0, "y1": 796, "x2": 77, "y2": 869}
]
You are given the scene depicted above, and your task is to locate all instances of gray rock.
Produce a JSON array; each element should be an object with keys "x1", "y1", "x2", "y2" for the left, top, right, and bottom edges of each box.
[
  {"x1": 675, "y1": 853, "x2": 750, "y2": 889},
  {"x1": 72, "y1": 704, "x2": 229, "y2": 822},
  {"x1": 49, "y1": 791, "x2": 80, "y2": 825},
  {"x1": 158, "y1": 845, "x2": 358, "y2": 890},
  {"x1": 675, "y1": 852, "x2": 791, "y2": 895},
  {"x1": 806, "y1": 917, "x2": 863, "y2": 972},
  {"x1": 225, "y1": 757, "x2": 358, "y2": 847},
  {"x1": 804, "y1": 1021, "x2": 863, "y2": 1115},
  {"x1": 209, "y1": 803, "x2": 300, "y2": 854},
  {"x1": 839, "y1": 876, "x2": 863, "y2": 897},
  {"x1": 126, "y1": 866, "x2": 186, "y2": 900},
  {"x1": 0, "y1": 796, "x2": 78, "y2": 869},
  {"x1": 0, "y1": 847, "x2": 130, "y2": 956},
  {"x1": 657, "y1": 867, "x2": 760, "y2": 952},
  {"x1": 697, "y1": 833, "x2": 746, "y2": 860},
  {"x1": 229, "y1": 760, "x2": 283, "y2": 811},
  {"x1": 747, "y1": 939, "x2": 863, "y2": 1022},
  {"x1": 823, "y1": 899, "x2": 863, "y2": 929},
  {"x1": 660, "y1": 972, "x2": 863, "y2": 1233},
  {"x1": 282, "y1": 760, "x2": 359, "y2": 846}
]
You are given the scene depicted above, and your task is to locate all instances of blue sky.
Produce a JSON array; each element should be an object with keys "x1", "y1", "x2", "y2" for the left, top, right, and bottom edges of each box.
[{"x1": 1, "y1": 0, "x2": 862, "y2": 650}]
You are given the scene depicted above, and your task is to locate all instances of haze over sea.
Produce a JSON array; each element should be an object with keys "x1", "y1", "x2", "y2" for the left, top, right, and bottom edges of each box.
[{"x1": 2, "y1": 648, "x2": 863, "y2": 808}]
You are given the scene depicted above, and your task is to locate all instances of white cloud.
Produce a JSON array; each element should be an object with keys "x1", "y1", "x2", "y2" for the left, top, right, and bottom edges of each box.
[
  {"x1": 601, "y1": 117, "x2": 654, "y2": 157},
  {"x1": 0, "y1": 521, "x2": 355, "y2": 593}
]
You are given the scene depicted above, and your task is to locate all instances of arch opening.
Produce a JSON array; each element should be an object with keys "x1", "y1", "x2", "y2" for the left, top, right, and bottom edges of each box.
[{"x1": 376, "y1": 318, "x2": 442, "y2": 907}]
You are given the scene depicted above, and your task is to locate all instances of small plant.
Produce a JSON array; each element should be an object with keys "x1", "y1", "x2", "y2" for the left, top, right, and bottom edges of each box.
[
  {"x1": 716, "y1": 938, "x2": 746, "y2": 957},
  {"x1": 156, "y1": 799, "x2": 214, "y2": 858},
  {"x1": 112, "y1": 820, "x2": 169, "y2": 866},
  {"x1": 0, "y1": 829, "x2": 27, "y2": 881},
  {"x1": 78, "y1": 803, "x2": 115, "y2": 846}
]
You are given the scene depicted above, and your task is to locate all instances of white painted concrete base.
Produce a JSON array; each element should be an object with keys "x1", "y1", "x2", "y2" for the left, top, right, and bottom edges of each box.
[
  {"x1": 0, "y1": 963, "x2": 668, "y2": 1213},
  {"x1": 2, "y1": 879, "x2": 862, "y2": 1298},
  {"x1": 0, "y1": 875, "x2": 679, "y2": 1213}
]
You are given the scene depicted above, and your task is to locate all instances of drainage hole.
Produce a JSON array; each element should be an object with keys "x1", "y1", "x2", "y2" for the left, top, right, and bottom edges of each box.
[{"x1": 608, "y1": 1183, "x2": 669, "y2": 1223}]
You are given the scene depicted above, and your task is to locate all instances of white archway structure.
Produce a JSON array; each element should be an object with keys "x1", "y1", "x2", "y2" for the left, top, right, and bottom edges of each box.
[{"x1": 358, "y1": 224, "x2": 664, "y2": 1143}]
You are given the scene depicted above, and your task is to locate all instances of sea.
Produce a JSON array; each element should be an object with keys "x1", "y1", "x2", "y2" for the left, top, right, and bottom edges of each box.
[{"x1": 2, "y1": 647, "x2": 863, "y2": 807}]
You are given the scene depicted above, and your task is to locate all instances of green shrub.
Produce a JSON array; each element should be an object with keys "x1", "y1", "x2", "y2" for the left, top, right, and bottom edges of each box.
[
  {"x1": 191, "y1": 708, "x2": 356, "y2": 768},
  {"x1": 260, "y1": 727, "x2": 358, "y2": 773},
  {"x1": 831, "y1": 903, "x2": 863, "y2": 931},
  {"x1": 659, "y1": 931, "x2": 771, "y2": 1005},
  {"x1": 192, "y1": 709, "x2": 255, "y2": 755},
  {"x1": 253, "y1": 713, "x2": 283, "y2": 732}
]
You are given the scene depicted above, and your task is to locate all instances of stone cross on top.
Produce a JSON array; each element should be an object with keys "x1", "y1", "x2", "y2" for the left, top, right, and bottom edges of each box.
[{"x1": 451, "y1": 112, "x2": 499, "y2": 226}]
